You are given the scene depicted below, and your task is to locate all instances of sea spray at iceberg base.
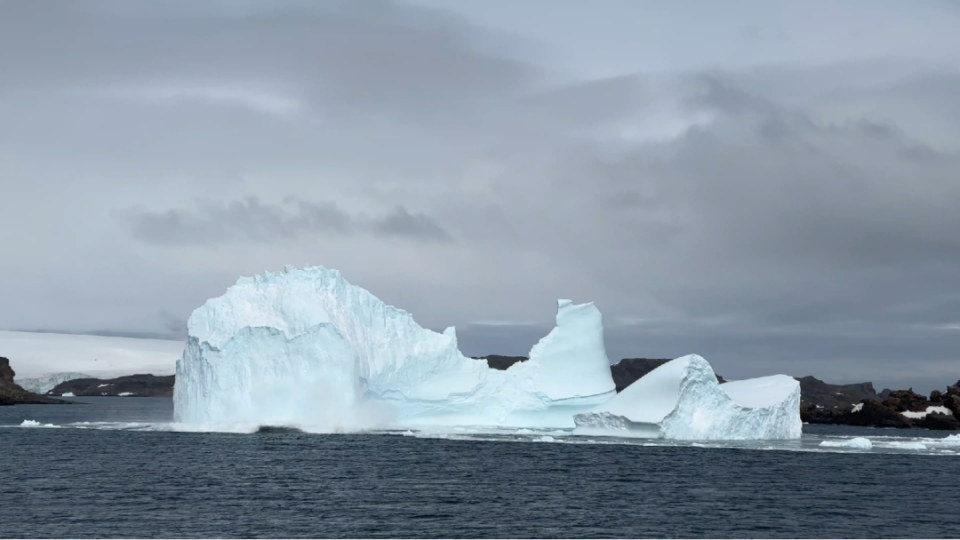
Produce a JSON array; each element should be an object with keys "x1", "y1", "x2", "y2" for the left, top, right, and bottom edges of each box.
[
  {"x1": 573, "y1": 355, "x2": 802, "y2": 439},
  {"x1": 174, "y1": 266, "x2": 617, "y2": 431}
]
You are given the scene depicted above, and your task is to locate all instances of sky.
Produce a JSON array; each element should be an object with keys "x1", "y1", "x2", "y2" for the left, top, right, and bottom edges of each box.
[{"x1": 1, "y1": 0, "x2": 959, "y2": 392}]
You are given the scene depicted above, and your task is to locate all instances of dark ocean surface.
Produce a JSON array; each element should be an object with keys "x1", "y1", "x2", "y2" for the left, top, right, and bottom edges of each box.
[{"x1": 2, "y1": 397, "x2": 959, "y2": 538}]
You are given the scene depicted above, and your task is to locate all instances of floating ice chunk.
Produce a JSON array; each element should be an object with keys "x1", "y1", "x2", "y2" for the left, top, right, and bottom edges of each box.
[
  {"x1": 537, "y1": 435, "x2": 556, "y2": 442},
  {"x1": 573, "y1": 354, "x2": 801, "y2": 440},
  {"x1": 61, "y1": 392, "x2": 75, "y2": 397},
  {"x1": 20, "y1": 420, "x2": 59, "y2": 428},
  {"x1": 940, "y1": 434, "x2": 960, "y2": 446},
  {"x1": 175, "y1": 266, "x2": 616, "y2": 431},
  {"x1": 889, "y1": 441, "x2": 927, "y2": 450},
  {"x1": 820, "y1": 437, "x2": 872, "y2": 449},
  {"x1": 118, "y1": 392, "x2": 135, "y2": 396}
]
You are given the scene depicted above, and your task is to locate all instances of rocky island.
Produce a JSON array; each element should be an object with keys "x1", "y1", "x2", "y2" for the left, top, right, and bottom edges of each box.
[
  {"x1": 48, "y1": 374, "x2": 176, "y2": 397},
  {"x1": 801, "y1": 380, "x2": 960, "y2": 430},
  {"x1": 0, "y1": 357, "x2": 67, "y2": 405}
]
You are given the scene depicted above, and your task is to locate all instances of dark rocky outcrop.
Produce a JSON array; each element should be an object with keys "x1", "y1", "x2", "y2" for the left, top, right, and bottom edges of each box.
[
  {"x1": 883, "y1": 389, "x2": 931, "y2": 413},
  {"x1": 49, "y1": 374, "x2": 175, "y2": 397},
  {"x1": 610, "y1": 359, "x2": 671, "y2": 392},
  {"x1": 611, "y1": 358, "x2": 725, "y2": 392},
  {"x1": 942, "y1": 380, "x2": 960, "y2": 418},
  {"x1": 919, "y1": 412, "x2": 960, "y2": 430},
  {"x1": 802, "y1": 378, "x2": 960, "y2": 430},
  {"x1": 794, "y1": 376, "x2": 879, "y2": 410},
  {"x1": 0, "y1": 358, "x2": 14, "y2": 384},
  {"x1": 472, "y1": 355, "x2": 528, "y2": 371},
  {"x1": 0, "y1": 357, "x2": 67, "y2": 406},
  {"x1": 802, "y1": 399, "x2": 915, "y2": 429}
]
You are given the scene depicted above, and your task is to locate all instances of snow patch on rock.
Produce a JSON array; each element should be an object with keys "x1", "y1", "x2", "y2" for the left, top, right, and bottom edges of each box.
[{"x1": 901, "y1": 406, "x2": 953, "y2": 419}]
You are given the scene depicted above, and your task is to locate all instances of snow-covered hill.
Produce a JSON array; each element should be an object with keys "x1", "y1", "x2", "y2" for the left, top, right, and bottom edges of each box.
[{"x1": 0, "y1": 331, "x2": 184, "y2": 382}]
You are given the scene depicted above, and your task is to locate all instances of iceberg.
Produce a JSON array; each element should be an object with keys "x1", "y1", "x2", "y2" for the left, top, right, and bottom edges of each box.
[
  {"x1": 174, "y1": 266, "x2": 616, "y2": 431},
  {"x1": 572, "y1": 354, "x2": 801, "y2": 439},
  {"x1": 820, "y1": 437, "x2": 872, "y2": 449},
  {"x1": 888, "y1": 441, "x2": 927, "y2": 450}
]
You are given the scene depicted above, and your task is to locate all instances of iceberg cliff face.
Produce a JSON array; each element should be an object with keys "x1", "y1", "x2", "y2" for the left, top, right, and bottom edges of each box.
[
  {"x1": 174, "y1": 266, "x2": 616, "y2": 430},
  {"x1": 573, "y1": 354, "x2": 801, "y2": 440}
]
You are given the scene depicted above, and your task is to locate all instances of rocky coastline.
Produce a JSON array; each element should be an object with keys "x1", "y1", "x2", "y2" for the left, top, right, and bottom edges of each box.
[
  {"x1": 0, "y1": 357, "x2": 67, "y2": 406},
  {"x1": 801, "y1": 382, "x2": 960, "y2": 430},
  {"x1": 48, "y1": 374, "x2": 176, "y2": 398}
]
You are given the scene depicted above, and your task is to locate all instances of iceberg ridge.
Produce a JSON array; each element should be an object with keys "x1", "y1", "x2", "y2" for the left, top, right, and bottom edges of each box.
[{"x1": 573, "y1": 354, "x2": 801, "y2": 439}]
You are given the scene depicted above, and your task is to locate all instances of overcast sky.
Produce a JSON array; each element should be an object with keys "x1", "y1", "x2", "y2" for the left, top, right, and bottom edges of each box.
[{"x1": 1, "y1": 0, "x2": 959, "y2": 391}]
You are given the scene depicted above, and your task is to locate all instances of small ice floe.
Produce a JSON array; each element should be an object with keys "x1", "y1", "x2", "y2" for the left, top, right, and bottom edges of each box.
[
  {"x1": 940, "y1": 434, "x2": 960, "y2": 446},
  {"x1": 61, "y1": 392, "x2": 75, "y2": 397},
  {"x1": 888, "y1": 441, "x2": 927, "y2": 450},
  {"x1": 820, "y1": 437, "x2": 872, "y2": 450},
  {"x1": 118, "y1": 392, "x2": 135, "y2": 396},
  {"x1": 537, "y1": 435, "x2": 556, "y2": 442},
  {"x1": 20, "y1": 420, "x2": 59, "y2": 428}
]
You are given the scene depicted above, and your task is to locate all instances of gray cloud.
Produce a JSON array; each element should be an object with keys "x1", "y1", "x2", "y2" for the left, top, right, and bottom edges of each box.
[
  {"x1": 123, "y1": 197, "x2": 451, "y2": 245},
  {"x1": 2, "y1": 1, "x2": 960, "y2": 392},
  {"x1": 369, "y1": 206, "x2": 452, "y2": 243}
]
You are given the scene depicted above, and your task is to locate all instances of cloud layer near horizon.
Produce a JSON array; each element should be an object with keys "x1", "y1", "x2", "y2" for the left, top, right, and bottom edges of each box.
[{"x1": 1, "y1": 0, "x2": 959, "y2": 391}]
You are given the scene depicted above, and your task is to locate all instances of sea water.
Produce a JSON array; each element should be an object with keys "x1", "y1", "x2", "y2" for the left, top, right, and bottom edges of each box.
[{"x1": 1, "y1": 397, "x2": 958, "y2": 538}]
